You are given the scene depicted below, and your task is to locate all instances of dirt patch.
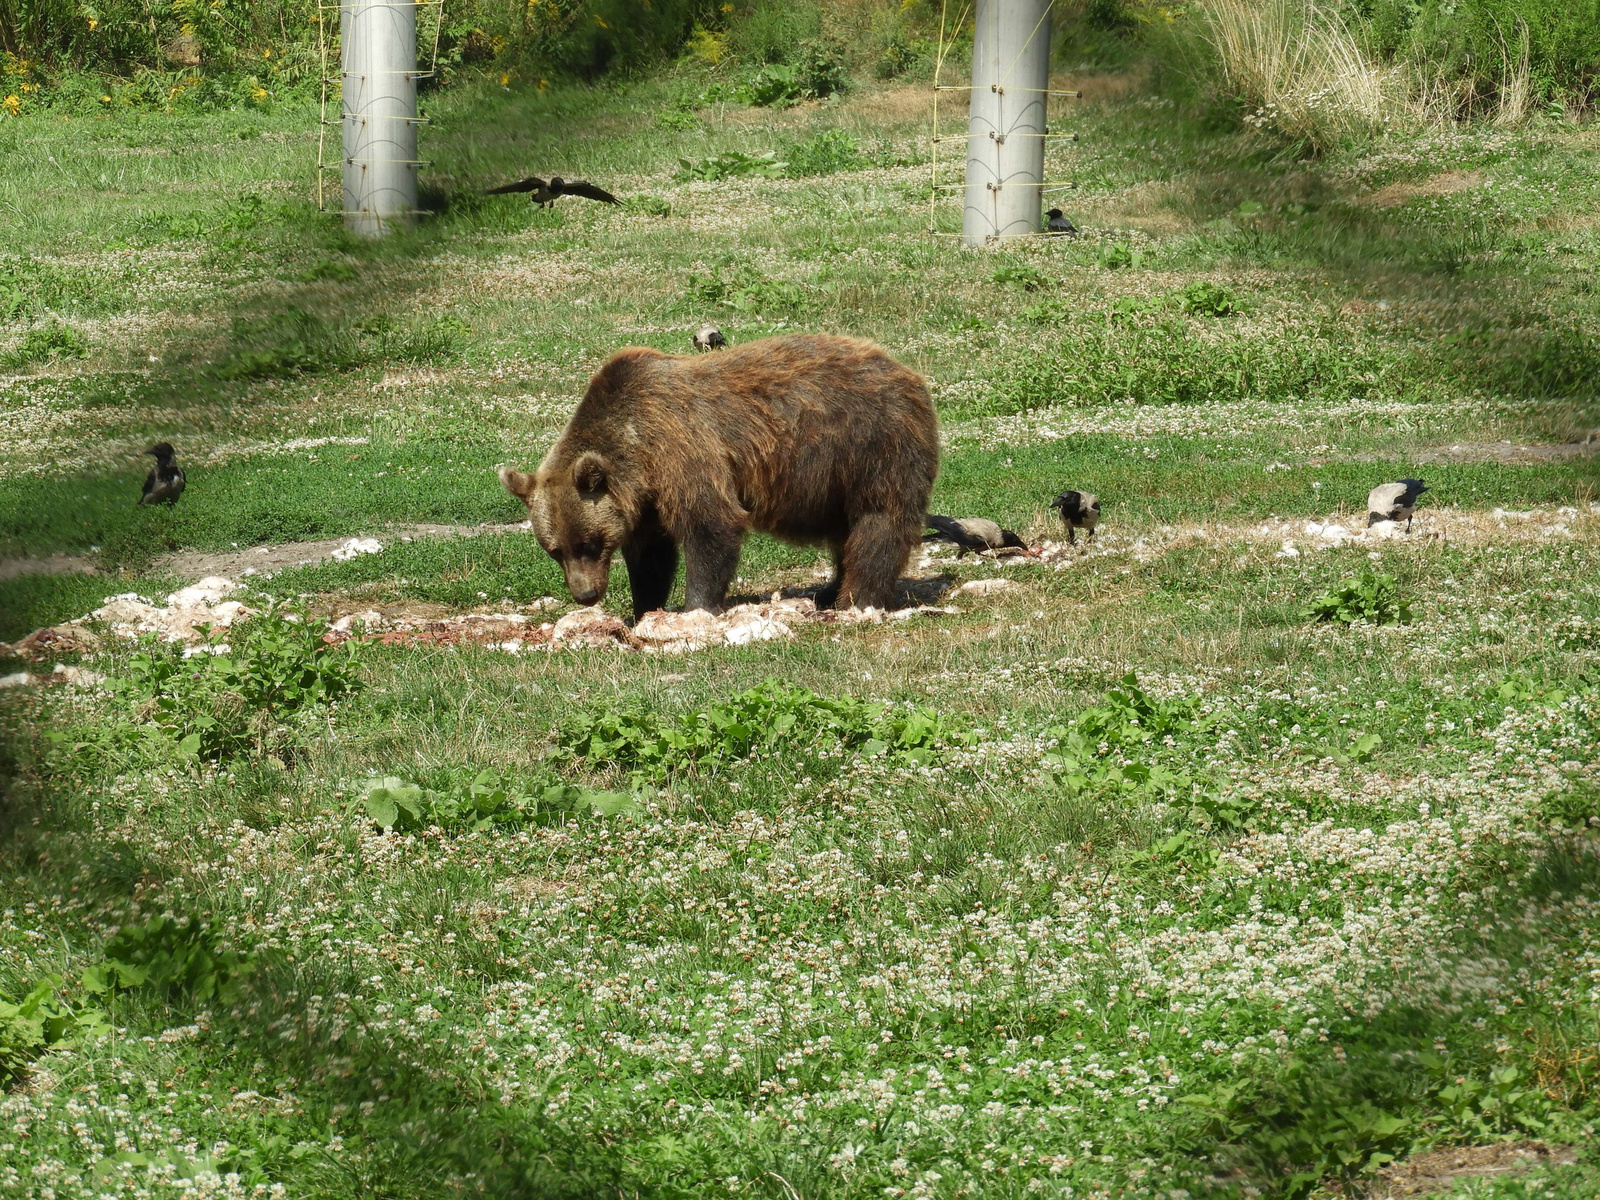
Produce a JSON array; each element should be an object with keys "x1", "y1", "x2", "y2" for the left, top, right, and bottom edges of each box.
[
  {"x1": 1363, "y1": 170, "x2": 1484, "y2": 209},
  {"x1": 0, "y1": 523, "x2": 529, "y2": 585},
  {"x1": 1411, "y1": 438, "x2": 1599, "y2": 465},
  {"x1": 1322, "y1": 437, "x2": 1600, "y2": 466},
  {"x1": 156, "y1": 522, "x2": 526, "y2": 580},
  {"x1": 0, "y1": 554, "x2": 101, "y2": 583},
  {"x1": 1370, "y1": 1140, "x2": 1580, "y2": 1198}
]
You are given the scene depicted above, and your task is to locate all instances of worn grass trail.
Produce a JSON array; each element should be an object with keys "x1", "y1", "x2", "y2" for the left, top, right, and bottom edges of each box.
[{"x1": 2, "y1": 63, "x2": 1600, "y2": 1200}]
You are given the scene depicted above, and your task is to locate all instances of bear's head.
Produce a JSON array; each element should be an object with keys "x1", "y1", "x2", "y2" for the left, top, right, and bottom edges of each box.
[{"x1": 501, "y1": 452, "x2": 631, "y2": 607}]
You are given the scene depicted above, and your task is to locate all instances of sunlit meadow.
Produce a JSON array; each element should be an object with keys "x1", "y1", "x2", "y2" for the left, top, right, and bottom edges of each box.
[{"x1": 2, "y1": 37, "x2": 1599, "y2": 1200}]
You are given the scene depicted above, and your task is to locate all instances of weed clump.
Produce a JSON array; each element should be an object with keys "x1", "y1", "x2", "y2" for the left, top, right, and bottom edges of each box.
[
  {"x1": 1302, "y1": 567, "x2": 1413, "y2": 625},
  {"x1": 786, "y1": 128, "x2": 861, "y2": 177},
  {"x1": 97, "y1": 609, "x2": 362, "y2": 762},
  {"x1": 214, "y1": 308, "x2": 467, "y2": 380},
  {"x1": 676, "y1": 149, "x2": 787, "y2": 182},
  {"x1": 0, "y1": 321, "x2": 89, "y2": 368},
  {"x1": 82, "y1": 915, "x2": 253, "y2": 1005},
  {"x1": 559, "y1": 678, "x2": 962, "y2": 779},
  {"x1": 687, "y1": 260, "x2": 805, "y2": 315},
  {"x1": 355, "y1": 770, "x2": 641, "y2": 833},
  {"x1": 992, "y1": 261, "x2": 1050, "y2": 292}
]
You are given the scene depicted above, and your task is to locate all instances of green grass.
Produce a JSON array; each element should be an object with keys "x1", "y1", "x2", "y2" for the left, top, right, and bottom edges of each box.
[{"x1": 3, "y1": 43, "x2": 1600, "y2": 1200}]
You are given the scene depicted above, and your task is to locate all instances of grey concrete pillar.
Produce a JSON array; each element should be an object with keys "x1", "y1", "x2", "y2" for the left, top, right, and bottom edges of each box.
[
  {"x1": 962, "y1": 0, "x2": 1052, "y2": 246},
  {"x1": 341, "y1": 0, "x2": 418, "y2": 238}
]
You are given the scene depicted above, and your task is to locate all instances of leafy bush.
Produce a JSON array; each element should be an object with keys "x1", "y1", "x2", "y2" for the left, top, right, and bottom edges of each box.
[
  {"x1": 786, "y1": 128, "x2": 862, "y2": 177},
  {"x1": 991, "y1": 261, "x2": 1050, "y2": 291},
  {"x1": 82, "y1": 915, "x2": 252, "y2": 1005},
  {"x1": 626, "y1": 195, "x2": 673, "y2": 217},
  {"x1": 559, "y1": 678, "x2": 963, "y2": 779},
  {"x1": 1302, "y1": 568, "x2": 1414, "y2": 626},
  {"x1": 1425, "y1": 1059, "x2": 1554, "y2": 1139},
  {"x1": 687, "y1": 260, "x2": 805, "y2": 315},
  {"x1": 0, "y1": 257, "x2": 102, "y2": 321},
  {"x1": 134, "y1": 191, "x2": 276, "y2": 243},
  {"x1": 739, "y1": 62, "x2": 809, "y2": 107},
  {"x1": 1176, "y1": 279, "x2": 1238, "y2": 315},
  {"x1": 1181, "y1": 1052, "x2": 1415, "y2": 1193},
  {"x1": 1, "y1": 977, "x2": 106, "y2": 1089},
  {"x1": 1097, "y1": 242, "x2": 1148, "y2": 269},
  {"x1": 356, "y1": 769, "x2": 642, "y2": 833},
  {"x1": 735, "y1": 37, "x2": 846, "y2": 107},
  {"x1": 214, "y1": 308, "x2": 468, "y2": 380},
  {"x1": 655, "y1": 107, "x2": 701, "y2": 131},
  {"x1": 676, "y1": 150, "x2": 788, "y2": 182},
  {"x1": 1042, "y1": 673, "x2": 1211, "y2": 801},
  {"x1": 106, "y1": 610, "x2": 362, "y2": 761},
  {"x1": 875, "y1": 38, "x2": 920, "y2": 80},
  {"x1": 0, "y1": 320, "x2": 89, "y2": 368},
  {"x1": 1362, "y1": 0, "x2": 1600, "y2": 114}
]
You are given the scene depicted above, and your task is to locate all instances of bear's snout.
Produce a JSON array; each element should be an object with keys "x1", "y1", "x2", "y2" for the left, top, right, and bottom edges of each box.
[{"x1": 563, "y1": 561, "x2": 610, "y2": 607}]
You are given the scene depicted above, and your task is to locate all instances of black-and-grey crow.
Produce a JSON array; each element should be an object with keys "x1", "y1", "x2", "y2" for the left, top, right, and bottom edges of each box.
[
  {"x1": 1367, "y1": 479, "x2": 1428, "y2": 530},
  {"x1": 924, "y1": 515, "x2": 1028, "y2": 558},
  {"x1": 486, "y1": 175, "x2": 619, "y2": 207},
  {"x1": 139, "y1": 443, "x2": 185, "y2": 507},
  {"x1": 692, "y1": 325, "x2": 726, "y2": 352},
  {"x1": 1050, "y1": 490, "x2": 1100, "y2": 543},
  {"x1": 1046, "y1": 208, "x2": 1079, "y2": 236}
]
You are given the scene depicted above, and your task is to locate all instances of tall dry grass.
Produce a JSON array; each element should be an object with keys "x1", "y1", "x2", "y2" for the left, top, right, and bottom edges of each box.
[{"x1": 1190, "y1": 0, "x2": 1402, "y2": 149}]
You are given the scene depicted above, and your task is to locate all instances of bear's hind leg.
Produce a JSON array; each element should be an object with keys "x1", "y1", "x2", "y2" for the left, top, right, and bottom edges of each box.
[
  {"x1": 623, "y1": 535, "x2": 679, "y2": 621},
  {"x1": 838, "y1": 513, "x2": 917, "y2": 611},
  {"x1": 681, "y1": 524, "x2": 744, "y2": 614},
  {"x1": 813, "y1": 543, "x2": 845, "y2": 610}
]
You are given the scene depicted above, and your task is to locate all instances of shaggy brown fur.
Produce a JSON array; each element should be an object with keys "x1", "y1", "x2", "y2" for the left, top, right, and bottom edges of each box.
[{"x1": 501, "y1": 335, "x2": 939, "y2": 619}]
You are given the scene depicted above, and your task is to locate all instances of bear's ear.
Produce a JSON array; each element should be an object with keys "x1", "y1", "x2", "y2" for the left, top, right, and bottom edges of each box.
[
  {"x1": 499, "y1": 466, "x2": 536, "y2": 501},
  {"x1": 572, "y1": 451, "x2": 609, "y2": 500}
]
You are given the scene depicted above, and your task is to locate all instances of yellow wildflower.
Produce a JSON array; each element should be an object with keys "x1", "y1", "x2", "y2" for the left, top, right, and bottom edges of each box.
[{"x1": 1, "y1": 94, "x2": 20, "y2": 117}]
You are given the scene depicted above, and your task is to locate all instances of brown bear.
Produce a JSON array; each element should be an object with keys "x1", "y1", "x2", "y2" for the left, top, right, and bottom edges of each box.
[{"x1": 500, "y1": 334, "x2": 939, "y2": 620}]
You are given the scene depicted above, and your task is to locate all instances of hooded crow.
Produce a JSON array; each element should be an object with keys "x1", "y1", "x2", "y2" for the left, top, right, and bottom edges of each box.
[
  {"x1": 486, "y1": 175, "x2": 619, "y2": 207},
  {"x1": 692, "y1": 324, "x2": 726, "y2": 352},
  {"x1": 924, "y1": 515, "x2": 1029, "y2": 558},
  {"x1": 139, "y1": 442, "x2": 186, "y2": 507},
  {"x1": 1367, "y1": 479, "x2": 1428, "y2": 531},
  {"x1": 1046, "y1": 208, "x2": 1079, "y2": 236},
  {"x1": 1050, "y1": 490, "x2": 1100, "y2": 544}
]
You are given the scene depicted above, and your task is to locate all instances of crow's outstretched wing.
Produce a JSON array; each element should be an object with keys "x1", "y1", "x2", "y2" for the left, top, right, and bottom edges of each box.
[
  {"x1": 563, "y1": 180, "x2": 620, "y2": 204},
  {"x1": 486, "y1": 176, "x2": 548, "y2": 195}
]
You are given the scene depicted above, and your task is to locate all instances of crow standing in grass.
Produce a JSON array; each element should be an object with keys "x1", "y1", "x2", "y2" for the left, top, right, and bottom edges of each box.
[
  {"x1": 692, "y1": 325, "x2": 726, "y2": 352},
  {"x1": 924, "y1": 515, "x2": 1028, "y2": 558},
  {"x1": 139, "y1": 443, "x2": 185, "y2": 507},
  {"x1": 485, "y1": 175, "x2": 619, "y2": 207},
  {"x1": 1046, "y1": 208, "x2": 1079, "y2": 236},
  {"x1": 1367, "y1": 479, "x2": 1428, "y2": 531},
  {"x1": 1050, "y1": 490, "x2": 1100, "y2": 544}
]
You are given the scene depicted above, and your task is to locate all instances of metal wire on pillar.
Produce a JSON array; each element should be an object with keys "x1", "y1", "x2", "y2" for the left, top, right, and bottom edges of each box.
[
  {"x1": 315, "y1": 0, "x2": 444, "y2": 235},
  {"x1": 928, "y1": 0, "x2": 1081, "y2": 245}
]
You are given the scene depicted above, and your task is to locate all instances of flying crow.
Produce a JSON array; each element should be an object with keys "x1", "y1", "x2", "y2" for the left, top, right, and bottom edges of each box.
[
  {"x1": 925, "y1": 515, "x2": 1029, "y2": 558},
  {"x1": 1050, "y1": 490, "x2": 1100, "y2": 544},
  {"x1": 1046, "y1": 208, "x2": 1079, "y2": 236},
  {"x1": 692, "y1": 325, "x2": 726, "y2": 352},
  {"x1": 1367, "y1": 479, "x2": 1428, "y2": 531},
  {"x1": 139, "y1": 442, "x2": 186, "y2": 507},
  {"x1": 485, "y1": 175, "x2": 620, "y2": 207}
]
